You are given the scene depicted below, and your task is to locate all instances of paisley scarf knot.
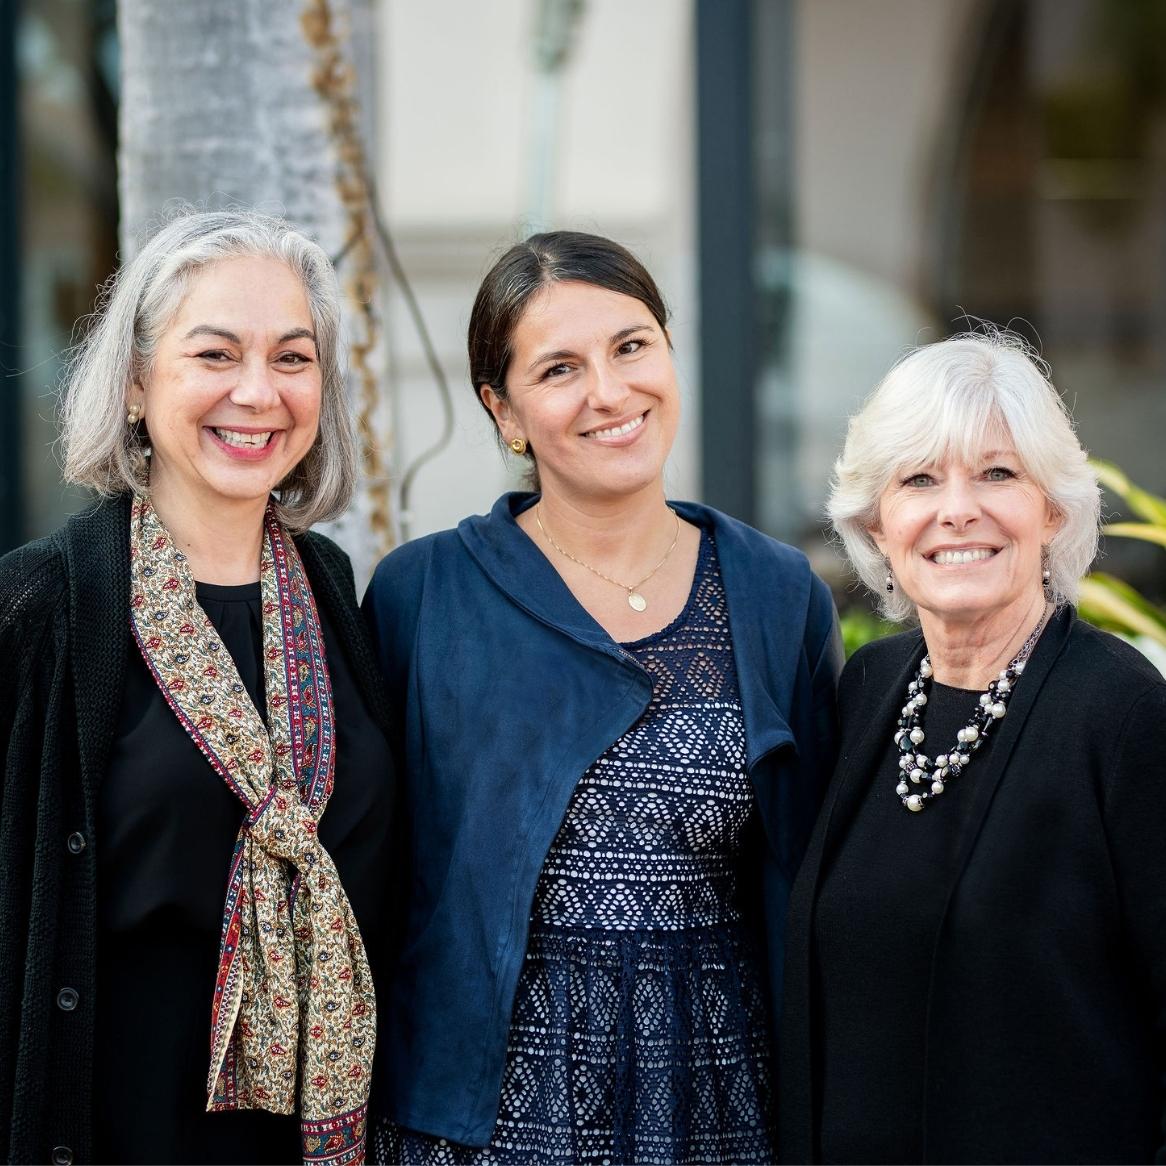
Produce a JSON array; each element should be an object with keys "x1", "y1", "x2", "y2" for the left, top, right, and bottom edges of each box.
[{"x1": 248, "y1": 789, "x2": 325, "y2": 868}]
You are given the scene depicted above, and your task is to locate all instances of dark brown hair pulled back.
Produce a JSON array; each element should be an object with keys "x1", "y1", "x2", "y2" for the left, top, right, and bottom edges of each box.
[{"x1": 468, "y1": 231, "x2": 670, "y2": 435}]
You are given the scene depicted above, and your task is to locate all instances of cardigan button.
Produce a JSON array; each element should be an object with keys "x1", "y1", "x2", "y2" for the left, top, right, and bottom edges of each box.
[
  {"x1": 56, "y1": 988, "x2": 79, "y2": 1012},
  {"x1": 66, "y1": 832, "x2": 86, "y2": 855},
  {"x1": 51, "y1": 1146, "x2": 73, "y2": 1165}
]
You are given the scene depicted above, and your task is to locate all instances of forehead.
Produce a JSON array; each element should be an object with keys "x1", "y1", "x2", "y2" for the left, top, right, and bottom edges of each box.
[
  {"x1": 511, "y1": 280, "x2": 656, "y2": 351},
  {"x1": 167, "y1": 255, "x2": 312, "y2": 329}
]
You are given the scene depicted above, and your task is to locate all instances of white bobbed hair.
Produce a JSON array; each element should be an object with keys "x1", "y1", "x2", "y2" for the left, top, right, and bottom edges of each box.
[
  {"x1": 60, "y1": 207, "x2": 356, "y2": 532},
  {"x1": 829, "y1": 329, "x2": 1101, "y2": 622}
]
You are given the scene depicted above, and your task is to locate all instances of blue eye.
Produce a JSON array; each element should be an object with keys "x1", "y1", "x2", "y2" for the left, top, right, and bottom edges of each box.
[
  {"x1": 903, "y1": 473, "x2": 934, "y2": 487},
  {"x1": 985, "y1": 466, "x2": 1016, "y2": 481}
]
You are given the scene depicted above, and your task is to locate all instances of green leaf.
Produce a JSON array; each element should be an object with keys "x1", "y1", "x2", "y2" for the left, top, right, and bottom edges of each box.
[
  {"x1": 1102, "y1": 521, "x2": 1166, "y2": 549},
  {"x1": 1078, "y1": 574, "x2": 1166, "y2": 647},
  {"x1": 1091, "y1": 459, "x2": 1166, "y2": 526}
]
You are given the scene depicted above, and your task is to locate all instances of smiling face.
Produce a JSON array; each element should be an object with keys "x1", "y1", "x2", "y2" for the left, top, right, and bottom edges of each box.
[
  {"x1": 480, "y1": 279, "x2": 679, "y2": 507},
  {"x1": 131, "y1": 254, "x2": 322, "y2": 520},
  {"x1": 871, "y1": 439, "x2": 1061, "y2": 631}
]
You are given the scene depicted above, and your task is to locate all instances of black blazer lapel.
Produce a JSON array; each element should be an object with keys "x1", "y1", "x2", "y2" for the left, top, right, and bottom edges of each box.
[{"x1": 930, "y1": 606, "x2": 1074, "y2": 910}]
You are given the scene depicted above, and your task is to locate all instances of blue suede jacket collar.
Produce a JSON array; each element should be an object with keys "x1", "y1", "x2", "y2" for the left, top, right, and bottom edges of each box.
[{"x1": 458, "y1": 493, "x2": 806, "y2": 770}]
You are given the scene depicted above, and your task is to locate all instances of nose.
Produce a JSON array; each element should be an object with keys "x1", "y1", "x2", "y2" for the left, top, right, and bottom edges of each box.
[
  {"x1": 936, "y1": 475, "x2": 981, "y2": 530},
  {"x1": 586, "y1": 361, "x2": 630, "y2": 411},
  {"x1": 229, "y1": 356, "x2": 282, "y2": 410}
]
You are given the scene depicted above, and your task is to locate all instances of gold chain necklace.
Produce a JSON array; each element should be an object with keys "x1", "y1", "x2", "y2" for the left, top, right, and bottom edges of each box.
[{"x1": 534, "y1": 504, "x2": 681, "y2": 612}]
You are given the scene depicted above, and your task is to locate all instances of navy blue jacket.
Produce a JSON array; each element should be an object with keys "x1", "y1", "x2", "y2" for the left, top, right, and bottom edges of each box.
[{"x1": 362, "y1": 493, "x2": 841, "y2": 1146}]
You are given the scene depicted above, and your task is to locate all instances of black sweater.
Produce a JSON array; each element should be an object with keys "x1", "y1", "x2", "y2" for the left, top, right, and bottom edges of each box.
[
  {"x1": 780, "y1": 607, "x2": 1166, "y2": 1164},
  {"x1": 0, "y1": 496, "x2": 394, "y2": 1165}
]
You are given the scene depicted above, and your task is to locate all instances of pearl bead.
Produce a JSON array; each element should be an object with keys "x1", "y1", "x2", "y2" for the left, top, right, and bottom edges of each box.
[
  {"x1": 900, "y1": 756, "x2": 913, "y2": 770},
  {"x1": 909, "y1": 727, "x2": 925, "y2": 744},
  {"x1": 906, "y1": 794, "x2": 924, "y2": 811},
  {"x1": 1014, "y1": 660, "x2": 1026, "y2": 674},
  {"x1": 916, "y1": 753, "x2": 928, "y2": 766},
  {"x1": 964, "y1": 725, "x2": 979, "y2": 742},
  {"x1": 920, "y1": 659, "x2": 932, "y2": 677},
  {"x1": 935, "y1": 754, "x2": 948, "y2": 767},
  {"x1": 910, "y1": 768, "x2": 924, "y2": 783},
  {"x1": 915, "y1": 692, "x2": 927, "y2": 706},
  {"x1": 990, "y1": 702, "x2": 1006, "y2": 718},
  {"x1": 979, "y1": 693, "x2": 992, "y2": 707},
  {"x1": 997, "y1": 678, "x2": 1011, "y2": 693},
  {"x1": 931, "y1": 780, "x2": 945, "y2": 794},
  {"x1": 896, "y1": 781, "x2": 909, "y2": 797},
  {"x1": 957, "y1": 727, "x2": 969, "y2": 743}
]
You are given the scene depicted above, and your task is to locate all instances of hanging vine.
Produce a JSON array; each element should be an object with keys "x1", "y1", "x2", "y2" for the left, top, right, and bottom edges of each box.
[{"x1": 300, "y1": 0, "x2": 394, "y2": 552}]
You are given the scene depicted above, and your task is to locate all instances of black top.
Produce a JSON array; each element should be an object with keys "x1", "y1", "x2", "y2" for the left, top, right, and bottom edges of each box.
[
  {"x1": 0, "y1": 495, "x2": 395, "y2": 1166},
  {"x1": 780, "y1": 609, "x2": 1166, "y2": 1165},
  {"x1": 813, "y1": 681, "x2": 988, "y2": 1164},
  {"x1": 94, "y1": 579, "x2": 393, "y2": 1165}
]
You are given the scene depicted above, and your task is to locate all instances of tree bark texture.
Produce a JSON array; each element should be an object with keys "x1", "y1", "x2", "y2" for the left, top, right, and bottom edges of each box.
[{"x1": 118, "y1": 0, "x2": 394, "y2": 579}]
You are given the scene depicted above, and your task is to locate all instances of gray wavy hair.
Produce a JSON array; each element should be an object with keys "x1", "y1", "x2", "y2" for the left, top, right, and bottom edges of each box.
[
  {"x1": 60, "y1": 207, "x2": 356, "y2": 532},
  {"x1": 829, "y1": 329, "x2": 1101, "y2": 622}
]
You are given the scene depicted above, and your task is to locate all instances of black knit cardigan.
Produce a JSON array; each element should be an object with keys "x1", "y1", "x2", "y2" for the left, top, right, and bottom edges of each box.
[{"x1": 0, "y1": 495, "x2": 393, "y2": 1165}]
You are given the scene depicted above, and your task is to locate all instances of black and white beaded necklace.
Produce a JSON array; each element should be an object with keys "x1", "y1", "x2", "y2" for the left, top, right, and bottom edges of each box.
[{"x1": 894, "y1": 609, "x2": 1051, "y2": 813}]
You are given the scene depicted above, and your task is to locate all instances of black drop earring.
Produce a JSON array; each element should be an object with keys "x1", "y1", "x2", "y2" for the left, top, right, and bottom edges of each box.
[{"x1": 884, "y1": 555, "x2": 894, "y2": 594}]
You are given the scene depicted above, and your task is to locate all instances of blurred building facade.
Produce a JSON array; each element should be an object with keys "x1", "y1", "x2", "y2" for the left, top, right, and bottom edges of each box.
[{"x1": 6, "y1": 0, "x2": 1165, "y2": 603}]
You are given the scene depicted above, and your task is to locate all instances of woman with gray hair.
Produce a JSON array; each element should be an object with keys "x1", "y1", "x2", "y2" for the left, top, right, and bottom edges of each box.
[
  {"x1": 779, "y1": 331, "x2": 1166, "y2": 1164},
  {"x1": 0, "y1": 209, "x2": 394, "y2": 1165}
]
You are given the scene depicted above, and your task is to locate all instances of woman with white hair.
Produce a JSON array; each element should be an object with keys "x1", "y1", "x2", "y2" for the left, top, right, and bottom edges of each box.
[
  {"x1": 779, "y1": 331, "x2": 1166, "y2": 1164},
  {"x1": 0, "y1": 209, "x2": 394, "y2": 1165}
]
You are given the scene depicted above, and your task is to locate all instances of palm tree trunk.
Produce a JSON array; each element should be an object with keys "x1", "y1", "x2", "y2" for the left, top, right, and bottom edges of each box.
[{"x1": 118, "y1": 0, "x2": 393, "y2": 579}]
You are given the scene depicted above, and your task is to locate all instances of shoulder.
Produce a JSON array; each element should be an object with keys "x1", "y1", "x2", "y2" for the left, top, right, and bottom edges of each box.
[
  {"x1": 1060, "y1": 616, "x2": 1164, "y2": 689},
  {"x1": 681, "y1": 502, "x2": 812, "y2": 572},
  {"x1": 299, "y1": 529, "x2": 356, "y2": 595},
  {"x1": 366, "y1": 528, "x2": 454, "y2": 601},
  {"x1": 840, "y1": 627, "x2": 921, "y2": 697},
  {"x1": 0, "y1": 534, "x2": 69, "y2": 642},
  {"x1": 1051, "y1": 615, "x2": 1166, "y2": 721}
]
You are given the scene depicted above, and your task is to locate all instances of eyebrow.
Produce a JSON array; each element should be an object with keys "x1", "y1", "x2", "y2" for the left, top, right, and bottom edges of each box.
[
  {"x1": 524, "y1": 324, "x2": 652, "y2": 376},
  {"x1": 182, "y1": 325, "x2": 317, "y2": 345}
]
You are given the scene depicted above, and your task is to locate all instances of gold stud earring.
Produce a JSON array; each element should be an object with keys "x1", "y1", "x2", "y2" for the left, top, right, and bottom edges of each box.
[
  {"x1": 509, "y1": 437, "x2": 528, "y2": 456},
  {"x1": 126, "y1": 402, "x2": 142, "y2": 426}
]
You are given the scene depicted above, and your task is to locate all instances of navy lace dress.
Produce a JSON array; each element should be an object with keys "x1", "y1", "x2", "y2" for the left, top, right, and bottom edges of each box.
[{"x1": 377, "y1": 531, "x2": 775, "y2": 1165}]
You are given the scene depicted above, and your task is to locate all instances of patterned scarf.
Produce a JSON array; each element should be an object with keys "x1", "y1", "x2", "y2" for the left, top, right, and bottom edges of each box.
[{"x1": 128, "y1": 495, "x2": 374, "y2": 1166}]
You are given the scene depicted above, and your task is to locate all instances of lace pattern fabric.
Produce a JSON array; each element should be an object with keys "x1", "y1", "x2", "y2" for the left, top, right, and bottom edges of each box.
[{"x1": 378, "y1": 532, "x2": 774, "y2": 1164}]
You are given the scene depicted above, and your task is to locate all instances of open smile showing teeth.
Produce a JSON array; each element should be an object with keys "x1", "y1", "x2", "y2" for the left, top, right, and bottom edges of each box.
[
  {"x1": 584, "y1": 413, "x2": 645, "y2": 440},
  {"x1": 930, "y1": 547, "x2": 997, "y2": 565},
  {"x1": 213, "y1": 428, "x2": 274, "y2": 448}
]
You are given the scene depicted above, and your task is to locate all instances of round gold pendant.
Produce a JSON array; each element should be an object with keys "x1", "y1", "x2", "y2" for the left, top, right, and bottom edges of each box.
[{"x1": 627, "y1": 591, "x2": 648, "y2": 612}]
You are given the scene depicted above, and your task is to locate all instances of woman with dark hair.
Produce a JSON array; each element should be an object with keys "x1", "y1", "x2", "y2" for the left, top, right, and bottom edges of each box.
[
  {"x1": 364, "y1": 231, "x2": 841, "y2": 1164},
  {"x1": 0, "y1": 209, "x2": 394, "y2": 1165}
]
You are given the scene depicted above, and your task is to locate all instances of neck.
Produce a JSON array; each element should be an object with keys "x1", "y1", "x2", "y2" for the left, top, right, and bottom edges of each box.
[
  {"x1": 920, "y1": 593, "x2": 1050, "y2": 689},
  {"x1": 533, "y1": 482, "x2": 675, "y2": 574},
  {"x1": 149, "y1": 483, "x2": 268, "y2": 585}
]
